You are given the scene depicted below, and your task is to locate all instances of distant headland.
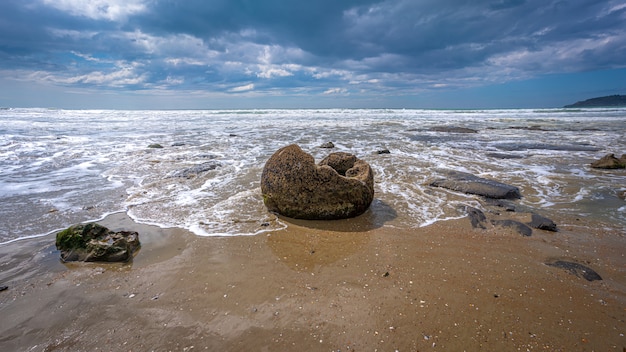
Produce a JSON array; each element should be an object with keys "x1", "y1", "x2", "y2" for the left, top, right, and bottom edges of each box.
[{"x1": 564, "y1": 94, "x2": 626, "y2": 108}]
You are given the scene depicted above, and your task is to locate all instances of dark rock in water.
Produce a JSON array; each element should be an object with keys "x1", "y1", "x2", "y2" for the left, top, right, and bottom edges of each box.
[
  {"x1": 465, "y1": 206, "x2": 487, "y2": 229},
  {"x1": 171, "y1": 142, "x2": 186, "y2": 147},
  {"x1": 0, "y1": 285, "x2": 8, "y2": 292},
  {"x1": 491, "y1": 219, "x2": 532, "y2": 236},
  {"x1": 55, "y1": 223, "x2": 140, "y2": 262},
  {"x1": 261, "y1": 144, "x2": 374, "y2": 220},
  {"x1": 319, "y1": 142, "x2": 335, "y2": 148},
  {"x1": 486, "y1": 153, "x2": 525, "y2": 159},
  {"x1": 590, "y1": 153, "x2": 626, "y2": 169},
  {"x1": 430, "y1": 126, "x2": 478, "y2": 133},
  {"x1": 377, "y1": 149, "x2": 391, "y2": 154},
  {"x1": 168, "y1": 161, "x2": 221, "y2": 178},
  {"x1": 148, "y1": 143, "x2": 164, "y2": 149},
  {"x1": 430, "y1": 170, "x2": 521, "y2": 199},
  {"x1": 619, "y1": 190, "x2": 626, "y2": 200},
  {"x1": 545, "y1": 260, "x2": 602, "y2": 281},
  {"x1": 529, "y1": 214, "x2": 558, "y2": 232}
]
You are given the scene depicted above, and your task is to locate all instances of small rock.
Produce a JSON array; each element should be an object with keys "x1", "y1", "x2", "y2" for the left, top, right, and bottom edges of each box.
[
  {"x1": 465, "y1": 206, "x2": 487, "y2": 229},
  {"x1": 148, "y1": 143, "x2": 164, "y2": 149},
  {"x1": 377, "y1": 149, "x2": 391, "y2": 154},
  {"x1": 319, "y1": 142, "x2": 335, "y2": 148},
  {"x1": 171, "y1": 142, "x2": 186, "y2": 147},
  {"x1": 0, "y1": 285, "x2": 8, "y2": 292},
  {"x1": 529, "y1": 214, "x2": 558, "y2": 232}
]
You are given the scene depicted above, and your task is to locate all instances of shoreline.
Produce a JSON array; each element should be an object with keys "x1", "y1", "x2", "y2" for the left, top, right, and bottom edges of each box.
[{"x1": 1, "y1": 211, "x2": 625, "y2": 351}]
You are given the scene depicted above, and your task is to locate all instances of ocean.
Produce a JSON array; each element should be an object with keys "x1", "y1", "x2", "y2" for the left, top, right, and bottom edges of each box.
[{"x1": 1, "y1": 108, "x2": 624, "y2": 244}]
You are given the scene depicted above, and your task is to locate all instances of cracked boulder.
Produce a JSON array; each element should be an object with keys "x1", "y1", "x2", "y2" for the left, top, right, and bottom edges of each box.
[{"x1": 261, "y1": 144, "x2": 374, "y2": 220}]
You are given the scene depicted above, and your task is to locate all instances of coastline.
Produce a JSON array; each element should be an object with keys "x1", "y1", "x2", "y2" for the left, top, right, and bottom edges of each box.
[{"x1": 1, "y1": 211, "x2": 624, "y2": 351}]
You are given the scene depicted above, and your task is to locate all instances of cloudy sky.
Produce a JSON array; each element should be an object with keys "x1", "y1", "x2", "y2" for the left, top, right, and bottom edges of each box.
[{"x1": 1, "y1": 0, "x2": 625, "y2": 109}]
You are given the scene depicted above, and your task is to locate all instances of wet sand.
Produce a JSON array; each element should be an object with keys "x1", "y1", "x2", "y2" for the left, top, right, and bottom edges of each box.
[{"x1": 1, "y1": 212, "x2": 625, "y2": 351}]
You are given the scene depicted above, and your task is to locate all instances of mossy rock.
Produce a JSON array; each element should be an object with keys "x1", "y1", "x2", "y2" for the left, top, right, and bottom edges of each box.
[{"x1": 55, "y1": 223, "x2": 140, "y2": 262}]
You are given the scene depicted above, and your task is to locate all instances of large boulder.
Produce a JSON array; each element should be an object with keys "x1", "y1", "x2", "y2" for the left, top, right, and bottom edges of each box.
[
  {"x1": 261, "y1": 144, "x2": 374, "y2": 220},
  {"x1": 430, "y1": 170, "x2": 522, "y2": 199},
  {"x1": 590, "y1": 153, "x2": 626, "y2": 169},
  {"x1": 55, "y1": 223, "x2": 140, "y2": 262}
]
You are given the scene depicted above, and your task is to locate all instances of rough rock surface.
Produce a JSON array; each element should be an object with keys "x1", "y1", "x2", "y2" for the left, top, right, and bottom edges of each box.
[
  {"x1": 261, "y1": 144, "x2": 374, "y2": 220},
  {"x1": 590, "y1": 153, "x2": 626, "y2": 169},
  {"x1": 430, "y1": 170, "x2": 522, "y2": 199},
  {"x1": 55, "y1": 223, "x2": 140, "y2": 262}
]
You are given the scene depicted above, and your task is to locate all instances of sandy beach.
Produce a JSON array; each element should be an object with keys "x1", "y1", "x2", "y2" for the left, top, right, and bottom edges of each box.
[{"x1": 1, "y1": 210, "x2": 624, "y2": 351}]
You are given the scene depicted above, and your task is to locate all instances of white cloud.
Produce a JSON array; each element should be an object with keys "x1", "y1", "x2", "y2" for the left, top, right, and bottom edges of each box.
[
  {"x1": 323, "y1": 87, "x2": 348, "y2": 95},
  {"x1": 41, "y1": 0, "x2": 147, "y2": 21},
  {"x1": 26, "y1": 63, "x2": 147, "y2": 87},
  {"x1": 230, "y1": 83, "x2": 255, "y2": 92},
  {"x1": 256, "y1": 65, "x2": 294, "y2": 79}
]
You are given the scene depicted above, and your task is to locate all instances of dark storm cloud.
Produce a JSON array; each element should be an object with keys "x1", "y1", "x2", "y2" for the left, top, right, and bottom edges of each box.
[{"x1": 0, "y1": 0, "x2": 624, "y2": 96}]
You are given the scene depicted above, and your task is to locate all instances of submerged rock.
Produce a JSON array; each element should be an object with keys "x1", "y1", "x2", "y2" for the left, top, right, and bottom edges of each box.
[
  {"x1": 55, "y1": 223, "x2": 140, "y2": 262},
  {"x1": 430, "y1": 126, "x2": 478, "y2": 133},
  {"x1": 261, "y1": 144, "x2": 374, "y2": 220},
  {"x1": 430, "y1": 170, "x2": 521, "y2": 199},
  {"x1": 545, "y1": 260, "x2": 602, "y2": 281},
  {"x1": 147, "y1": 143, "x2": 164, "y2": 149},
  {"x1": 168, "y1": 161, "x2": 221, "y2": 178},
  {"x1": 590, "y1": 153, "x2": 626, "y2": 169},
  {"x1": 319, "y1": 142, "x2": 335, "y2": 148}
]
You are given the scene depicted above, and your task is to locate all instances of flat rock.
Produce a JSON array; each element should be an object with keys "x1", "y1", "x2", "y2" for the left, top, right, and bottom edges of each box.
[
  {"x1": 491, "y1": 219, "x2": 532, "y2": 236},
  {"x1": 261, "y1": 144, "x2": 374, "y2": 220},
  {"x1": 430, "y1": 126, "x2": 478, "y2": 133},
  {"x1": 430, "y1": 170, "x2": 521, "y2": 199},
  {"x1": 545, "y1": 260, "x2": 602, "y2": 281}
]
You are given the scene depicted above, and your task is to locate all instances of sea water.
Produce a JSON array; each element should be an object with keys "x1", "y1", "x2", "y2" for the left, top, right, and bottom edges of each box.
[{"x1": 1, "y1": 108, "x2": 625, "y2": 243}]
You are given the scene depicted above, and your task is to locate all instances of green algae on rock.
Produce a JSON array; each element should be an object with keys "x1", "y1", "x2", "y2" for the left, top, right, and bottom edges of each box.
[{"x1": 55, "y1": 223, "x2": 140, "y2": 262}]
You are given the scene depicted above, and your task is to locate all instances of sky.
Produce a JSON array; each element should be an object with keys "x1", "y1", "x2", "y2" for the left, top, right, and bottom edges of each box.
[{"x1": 0, "y1": 0, "x2": 625, "y2": 109}]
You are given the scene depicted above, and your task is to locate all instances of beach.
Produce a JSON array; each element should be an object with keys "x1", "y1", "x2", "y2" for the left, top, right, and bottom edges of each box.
[
  {"x1": 1, "y1": 211, "x2": 624, "y2": 351},
  {"x1": 1, "y1": 108, "x2": 625, "y2": 350}
]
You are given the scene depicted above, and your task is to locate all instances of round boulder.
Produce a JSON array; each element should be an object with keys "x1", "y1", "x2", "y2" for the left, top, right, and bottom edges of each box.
[{"x1": 261, "y1": 144, "x2": 374, "y2": 220}]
